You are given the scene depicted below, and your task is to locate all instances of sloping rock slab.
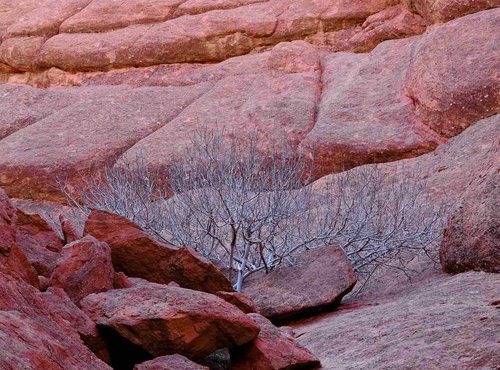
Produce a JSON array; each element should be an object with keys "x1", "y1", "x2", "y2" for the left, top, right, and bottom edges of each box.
[
  {"x1": 231, "y1": 313, "x2": 321, "y2": 370},
  {"x1": 294, "y1": 272, "x2": 500, "y2": 370},
  {"x1": 81, "y1": 281, "x2": 260, "y2": 359},
  {"x1": 243, "y1": 245, "x2": 357, "y2": 323},
  {"x1": 84, "y1": 210, "x2": 233, "y2": 294}
]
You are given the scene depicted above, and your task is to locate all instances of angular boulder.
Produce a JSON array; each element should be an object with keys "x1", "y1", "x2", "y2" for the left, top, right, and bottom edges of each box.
[
  {"x1": 134, "y1": 354, "x2": 208, "y2": 370},
  {"x1": 81, "y1": 281, "x2": 260, "y2": 359},
  {"x1": 231, "y1": 313, "x2": 321, "y2": 370},
  {"x1": 0, "y1": 272, "x2": 110, "y2": 369},
  {"x1": 440, "y1": 170, "x2": 500, "y2": 273},
  {"x1": 50, "y1": 235, "x2": 115, "y2": 305},
  {"x1": 216, "y1": 291, "x2": 258, "y2": 314},
  {"x1": 84, "y1": 210, "x2": 234, "y2": 294},
  {"x1": 14, "y1": 208, "x2": 64, "y2": 276},
  {"x1": 243, "y1": 245, "x2": 357, "y2": 322},
  {"x1": 0, "y1": 189, "x2": 39, "y2": 287}
]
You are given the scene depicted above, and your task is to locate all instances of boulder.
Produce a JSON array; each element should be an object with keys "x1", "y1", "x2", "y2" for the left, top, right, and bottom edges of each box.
[
  {"x1": 50, "y1": 235, "x2": 115, "y2": 305},
  {"x1": 243, "y1": 245, "x2": 357, "y2": 322},
  {"x1": 84, "y1": 210, "x2": 234, "y2": 294},
  {"x1": 216, "y1": 291, "x2": 258, "y2": 314},
  {"x1": 14, "y1": 208, "x2": 64, "y2": 277},
  {"x1": 405, "y1": 9, "x2": 500, "y2": 138},
  {"x1": 81, "y1": 281, "x2": 261, "y2": 359},
  {"x1": 231, "y1": 313, "x2": 321, "y2": 370},
  {"x1": 440, "y1": 170, "x2": 500, "y2": 273},
  {"x1": 134, "y1": 354, "x2": 208, "y2": 370},
  {"x1": 0, "y1": 189, "x2": 39, "y2": 287},
  {"x1": 0, "y1": 272, "x2": 110, "y2": 369}
]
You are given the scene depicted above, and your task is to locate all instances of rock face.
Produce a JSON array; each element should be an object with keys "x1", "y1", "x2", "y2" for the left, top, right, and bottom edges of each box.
[
  {"x1": 231, "y1": 313, "x2": 321, "y2": 370},
  {"x1": 84, "y1": 210, "x2": 234, "y2": 294},
  {"x1": 215, "y1": 291, "x2": 258, "y2": 314},
  {"x1": 134, "y1": 354, "x2": 208, "y2": 370},
  {"x1": 244, "y1": 245, "x2": 357, "y2": 322},
  {"x1": 405, "y1": 9, "x2": 500, "y2": 138},
  {"x1": 0, "y1": 7, "x2": 498, "y2": 201},
  {"x1": 440, "y1": 170, "x2": 500, "y2": 273},
  {"x1": 81, "y1": 281, "x2": 261, "y2": 359},
  {"x1": 294, "y1": 272, "x2": 500, "y2": 370},
  {"x1": 50, "y1": 235, "x2": 115, "y2": 305}
]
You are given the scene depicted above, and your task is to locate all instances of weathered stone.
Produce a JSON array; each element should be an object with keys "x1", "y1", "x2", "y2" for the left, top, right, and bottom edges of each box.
[
  {"x1": 84, "y1": 210, "x2": 234, "y2": 294},
  {"x1": 244, "y1": 245, "x2": 357, "y2": 322},
  {"x1": 81, "y1": 281, "x2": 261, "y2": 358},
  {"x1": 134, "y1": 354, "x2": 208, "y2": 370}
]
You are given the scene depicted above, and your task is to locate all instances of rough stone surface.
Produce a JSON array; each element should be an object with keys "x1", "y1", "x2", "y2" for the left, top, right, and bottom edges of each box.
[
  {"x1": 0, "y1": 271, "x2": 110, "y2": 369},
  {"x1": 215, "y1": 291, "x2": 258, "y2": 314},
  {"x1": 405, "y1": 9, "x2": 500, "y2": 138},
  {"x1": 243, "y1": 245, "x2": 357, "y2": 322},
  {"x1": 0, "y1": 189, "x2": 39, "y2": 287},
  {"x1": 81, "y1": 281, "x2": 261, "y2": 359},
  {"x1": 14, "y1": 208, "x2": 64, "y2": 277},
  {"x1": 403, "y1": 0, "x2": 500, "y2": 22},
  {"x1": 231, "y1": 313, "x2": 321, "y2": 370},
  {"x1": 84, "y1": 210, "x2": 234, "y2": 294},
  {"x1": 50, "y1": 235, "x2": 115, "y2": 305},
  {"x1": 294, "y1": 272, "x2": 500, "y2": 370},
  {"x1": 440, "y1": 170, "x2": 500, "y2": 273},
  {"x1": 134, "y1": 354, "x2": 208, "y2": 370}
]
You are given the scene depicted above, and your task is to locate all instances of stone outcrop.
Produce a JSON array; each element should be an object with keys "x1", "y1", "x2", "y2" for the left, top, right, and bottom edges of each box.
[
  {"x1": 84, "y1": 210, "x2": 234, "y2": 294},
  {"x1": 50, "y1": 235, "x2": 115, "y2": 305},
  {"x1": 244, "y1": 245, "x2": 357, "y2": 322},
  {"x1": 294, "y1": 272, "x2": 500, "y2": 369},
  {"x1": 81, "y1": 281, "x2": 261, "y2": 359}
]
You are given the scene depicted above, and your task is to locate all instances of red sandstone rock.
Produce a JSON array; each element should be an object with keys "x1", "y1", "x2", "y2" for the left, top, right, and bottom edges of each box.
[
  {"x1": 231, "y1": 313, "x2": 321, "y2": 370},
  {"x1": 215, "y1": 291, "x2": 258, "y2": 314},
  {"x1": 0, "y1": 83, "x2": 211, "y2": 201},
  {"x1": 268, "y1": 41, "x2": 320, "y2": 73},
  {"x1": 0, "y1": 272, "x2": 110, "y2": 369},
  {"x1": 440, "y1": 170, "x2": 500, "y2": 273},
  {"x1": 50, "y1": 235, "x2": 115, "y2": 305},
  {"x1": 405, "y1": 9, "x2": 500, "y2": 138},
  {"x1": 0, "y1": 36, "x2": 46, "y2": 71},
  {"x1": 84, "y1": 210, "x2": 234, "y2": 294},
  {"x1": 81, "y1": 281, "x2": 261, "y2": 359},
  {"x1": 0, "y1": 189, "x2": 39, "y2": 287},
  {"x1": 403, "y1": 0, "x2": 499, "y2": 22},
  {"x1": 243, "y1": 245, "x2": 357, "y2": 322},
  {"x1": 294, "y1": 272, "x2": 500, "y2": 369},
  {"x1": 299, "y1": 36, "x2": 444, "y2": 178},
  {"x1": 15, "y1": 208, "x2": 64, "y2": 277},
  {"x1": 134, "y1": 354, "x2": 208, "y2": 370}
]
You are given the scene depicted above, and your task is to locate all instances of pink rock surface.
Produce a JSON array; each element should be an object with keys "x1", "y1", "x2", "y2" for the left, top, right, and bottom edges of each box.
[
  {"x1": 405, "y1": 9, "x2": 500, "y2": 138},
  {"x1": 50, "y1": 235, "x2": 115, "y2": 305},
  {"x1": 299, "y1": 36, "x2": 443, "y2": 177},
  {"x1": 243, "y1": 245, "x2": 357, "y2": 322},
  {"x1": 294, "y1": 272, "x2": 500, "y2": 369},
  {"x1": 81, "y1": 281, "x2": 261, "y2": 358},
  {"x1": 134, "y1": 354, "x2": 208, "y2": 370},
  {"x1": 403, "y1": 0, "x2": 500, "y2": 22}
]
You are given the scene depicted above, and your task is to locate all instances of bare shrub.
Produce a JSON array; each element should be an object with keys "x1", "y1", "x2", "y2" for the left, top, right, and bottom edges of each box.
[{"x1": 64, "y1": 131, "x2": 445, "y2": 292}]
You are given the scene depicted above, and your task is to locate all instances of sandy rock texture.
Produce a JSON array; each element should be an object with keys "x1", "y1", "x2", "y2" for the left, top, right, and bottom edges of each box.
[{"x1": 294, "y1": 272, "x2": 500, "y2": 370}]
